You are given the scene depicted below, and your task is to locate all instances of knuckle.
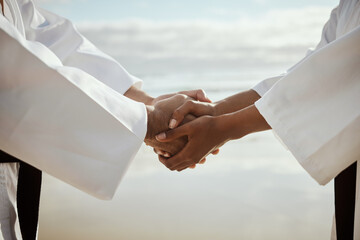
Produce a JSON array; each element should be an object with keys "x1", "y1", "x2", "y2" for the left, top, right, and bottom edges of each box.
[
  {"x1": 184, "y1": 101, "x2": 192, "y2": 108},
  {"x1": 184, "y1": 159, "x2": 194, "y2": 165},
  {"x1": 186, "y1": 101, "x2": 196, "y2": 109},
  {"x1": 173, "y1": 94, "x2": 186, "y2": 102},
  {"x1": 173, "y1": 109, "x2": 181, "y2": 118}
]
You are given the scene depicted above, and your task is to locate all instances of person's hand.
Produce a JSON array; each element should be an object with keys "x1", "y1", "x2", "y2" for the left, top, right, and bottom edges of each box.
[
  {"x1": 155, "y1": 105, "x2": 271, "y2": 171},
  {"x1": 145, "y1": 94, "x2": 194, "y2": 155},
  {"x1": 151, "y1": 89, "x2": 217, "y2": 167},
  {"x1": 167, "y1": 100, "x2": 217, "y2": 129},
  {"x1": 155, "y1": 115, "x2": 228, "y2": 171},
  {"x1": 161, "y1": 99, "x2": 220, "y2": 169},
  {"x1": 151, "y1": 89, "x2": 211, "y2": 106}
]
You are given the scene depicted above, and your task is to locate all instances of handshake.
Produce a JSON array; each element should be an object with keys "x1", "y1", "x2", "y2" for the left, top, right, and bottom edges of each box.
[
  {"x1": 144, "y1": 90, "x2": 221, "y2": 172},
  {"x1": 126, "y1": 87, "x2": 266, "y2": 172}
]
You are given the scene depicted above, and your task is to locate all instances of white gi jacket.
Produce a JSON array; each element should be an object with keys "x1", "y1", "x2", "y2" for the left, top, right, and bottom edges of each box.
[
  {"x1": 253, "y1": 0, "x2": 360, "y2": 239},
  {"x1": 0, "y1": 0, "x2": 147, "y2": 200}
]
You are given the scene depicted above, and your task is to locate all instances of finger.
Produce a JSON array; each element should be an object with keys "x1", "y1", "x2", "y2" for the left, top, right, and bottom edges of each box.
[
  {"x1": 164, "y1": 142, "x2": 206, "y2": 171},
  {"x1": 178, "y1": 89, "x2": 211, "y2": 103},
  {"x1": 156, "y1": 125, "x2": 189, "y2": 142},
  {"x1": 169, "y1": 101, "x2": 195, "y2": 129},
  {"x1": 154, "y1": 148, "x2": 171, "y2": 157},
  {"x1": 211, "y1": 149, "x2": 220, "y2": 155},
  {"x1": 159, "y1": 154, "x2": 187, "y2": 171},
  {"x1": 158, "y1": 155, "x2": 170, "y2": 168},
  {"x1": 154, "y1": 148, "x2": 164, "y2": 155},
  {"x1": 189, "y1": 164, "x2": 196, "y2": 169},
  {"x1": 161, "y1": 146, "x2": 188, "y2": 170},
  {"x1": 199, "y1": 158, "x2": 206, "y2": 164},
  {"x1": 173, "y1": 160, "x2": 196, "y2": 171},
  {"x1": 170, "y1": 101, "x2": 209, "y2": 129},
  {"x1": 196, "y1": 90, "x2": 212, "y2": 103},
  {"x1": 171, "y1": 151, "x2": 211, "y2": 171},
  {"x1": 168, "y1": 151, "x2": 198, "y2": 171}
]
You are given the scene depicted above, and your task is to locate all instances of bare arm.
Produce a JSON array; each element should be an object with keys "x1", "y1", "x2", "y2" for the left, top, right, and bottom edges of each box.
[
  {"x1": 213, "y1": 89, "x2": 261, "y2": 115},
  {"x1": 124, "y1": 85, "x2": 154, "y2": 105},
  {"x1": 168, "y1": 89, "x2": 261, "y2": 129},
  {"x1": 156, "y1": 104, "x2": 271, "y2": 171}
]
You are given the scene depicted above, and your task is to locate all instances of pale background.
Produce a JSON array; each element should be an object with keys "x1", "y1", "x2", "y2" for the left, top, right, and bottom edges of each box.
[{"x1": 36, "y1": 0, "x2": 338, "y2": 239}]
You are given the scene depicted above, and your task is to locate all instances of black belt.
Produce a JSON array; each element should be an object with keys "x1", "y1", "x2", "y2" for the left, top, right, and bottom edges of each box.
[
  {"x1": 335, "y1": 161, "x2": 357, "y2": 240},
  {"x1": 0, "y1": 150, "x2": 42, "y2": 240}
]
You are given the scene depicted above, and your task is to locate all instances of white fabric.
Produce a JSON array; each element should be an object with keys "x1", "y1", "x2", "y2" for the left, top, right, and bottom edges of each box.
[
  {"x1": 252, "y1": 4, "x2": 340, "y2": 96},
  {"x1": 0, "y1": 0, "x2": 147, "y2": 201},
  {"x1": 254, "y1": 0, "x2": 360, "y2": 239}
]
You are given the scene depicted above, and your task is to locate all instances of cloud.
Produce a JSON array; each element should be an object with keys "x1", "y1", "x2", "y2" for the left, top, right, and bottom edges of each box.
[{"x1": 77, "y1": 6, "x2": 331, "y2": 77}]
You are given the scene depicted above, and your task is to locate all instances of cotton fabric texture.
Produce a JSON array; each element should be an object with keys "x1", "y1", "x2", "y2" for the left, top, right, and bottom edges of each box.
[{"x1": 253, "y1": 0, "x2": 360, "y2": 239}]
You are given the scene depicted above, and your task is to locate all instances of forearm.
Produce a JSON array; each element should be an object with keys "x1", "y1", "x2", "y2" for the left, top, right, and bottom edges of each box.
[
  {"x1": 214, "y1": 89, "x2": 261, "y2": 116},
  {"x1": 215, "y1": 104, "x2": 271, "y2": 141},
  {"x1": 156, "y1": 103, "x2": 271, "y2": 171},
  {"x1": 124, "y1": 85, "x2": 154, "y2": 105}
]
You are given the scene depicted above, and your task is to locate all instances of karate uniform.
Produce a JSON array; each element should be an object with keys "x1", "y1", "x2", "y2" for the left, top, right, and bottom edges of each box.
[
  {"x1": 0, "y1": 0, "x2": 148, "y2": 239},
  {"x1": 253, "y1": 0, "x2": 360, "y2": 239}
]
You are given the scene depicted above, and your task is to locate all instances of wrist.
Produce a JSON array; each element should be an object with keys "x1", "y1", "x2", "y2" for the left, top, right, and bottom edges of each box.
[
  {"x1": 213, "y1": 100, "x2": 225, "y2": 116},
  {"x1": 212, "y1": 89, "x2": 261, "y2": 116},
  {"x1": 217, "y1": 105, "x2": 271, "y2": 141},
  {"x1": 212, "y1": 114, "x2": 237, "y2": 142},
  {"x1": 124, "y1": 86, "x2": 155, "y2": 105},
  {"x1": 145, "y1": 105, "x2": 155, "y2": 140},
  {"x1": 145, "y1": 96, "x2": 155, "y2": 105},
  {"x1": 213, "y1": 111, "x2": 250, "y2": 141}
]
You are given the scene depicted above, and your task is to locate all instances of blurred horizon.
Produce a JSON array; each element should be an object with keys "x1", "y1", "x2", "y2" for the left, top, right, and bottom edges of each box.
[{"x1": 35, "y1": 0, "x2": 338, "y2": 239}]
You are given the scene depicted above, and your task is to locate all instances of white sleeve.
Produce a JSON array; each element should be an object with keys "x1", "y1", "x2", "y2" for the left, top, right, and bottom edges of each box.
[
  {"x1": 0, "y1": 15, "x2": 147, "y2": 200},
  {"x1": 252, "y1": 4, "x2": 340, "y2": 96},
  {"x1": 255, "y1": 25, "x2": 360, "y2": 185},
  {"x1": 18, "y1": 0, "x2": 141, "y2": 94}
]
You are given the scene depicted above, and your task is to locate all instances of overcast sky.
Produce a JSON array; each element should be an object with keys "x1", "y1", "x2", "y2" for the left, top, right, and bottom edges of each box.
[{"x1": 36, "y1": 0, "x2": 338, "y2": 22}]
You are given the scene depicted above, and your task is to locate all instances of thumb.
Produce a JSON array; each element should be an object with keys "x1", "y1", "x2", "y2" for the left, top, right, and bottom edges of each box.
[{"x1": 195, "y1": 90, "x2": 211, "y2": 103}]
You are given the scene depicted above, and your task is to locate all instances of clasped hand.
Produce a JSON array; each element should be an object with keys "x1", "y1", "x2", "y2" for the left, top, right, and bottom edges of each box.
[
  {"x1": 144, "y1": 90, "x2": 220, "y2": 170},
  {"x1": 144, "y1": 92, "x2": 223, "y2": 171},
  {"x1": 147, "y1": 89, "x2": 269, "y2": 171},
  {"x1": 155, "y1": 100, "x2": 224, "y2": 171}
]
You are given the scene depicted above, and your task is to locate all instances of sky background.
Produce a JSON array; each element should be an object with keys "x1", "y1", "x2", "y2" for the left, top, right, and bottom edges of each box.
[
  {"x1": 37, "y1": 0, "x2": 337, "y2": 22},
  {"x1": 34, "y1": 0, "x2": 339, "y2": 239}
]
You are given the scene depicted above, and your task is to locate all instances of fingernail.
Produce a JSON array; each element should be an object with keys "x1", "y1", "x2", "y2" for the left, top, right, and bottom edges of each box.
[
  {"x1": 169, "y1": 119, "x2": 177, "y2": 129},
  {"x1": 156, "y1": 133, "x2": 166, "y2": 140},
  {"x1": 164, "y1": 153, "x2": 170, "y2": 157}
]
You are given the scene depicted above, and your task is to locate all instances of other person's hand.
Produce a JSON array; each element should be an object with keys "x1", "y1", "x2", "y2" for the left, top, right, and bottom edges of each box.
[{"x1": 145, "y1": 94, "x2": 194, "y2": 155}]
